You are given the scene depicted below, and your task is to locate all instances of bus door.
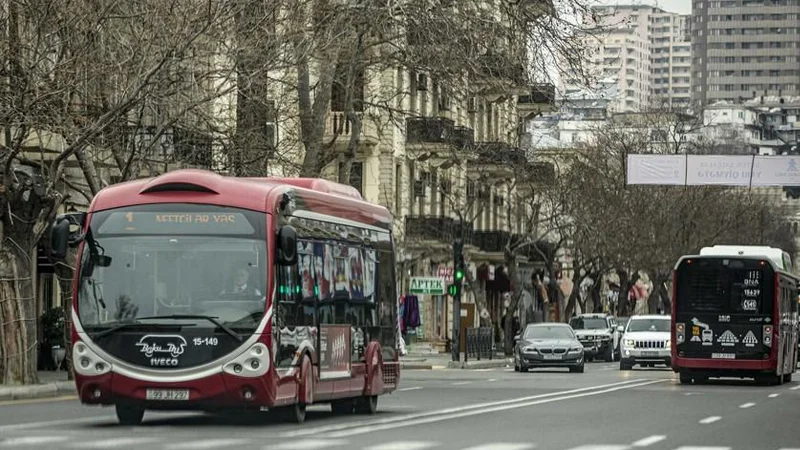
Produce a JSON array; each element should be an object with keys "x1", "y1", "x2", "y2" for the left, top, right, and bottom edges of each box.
[{"x1": 675, "y1": 257, "x2": 774, "y2": 363}]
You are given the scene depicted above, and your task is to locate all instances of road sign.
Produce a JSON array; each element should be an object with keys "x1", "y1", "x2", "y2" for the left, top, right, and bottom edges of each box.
[{"x1": 409, "y1": 277, "x2": 446, "y2": 295}]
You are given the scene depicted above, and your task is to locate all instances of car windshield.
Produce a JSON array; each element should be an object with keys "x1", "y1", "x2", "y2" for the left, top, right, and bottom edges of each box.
[
  {"x1": 524, "y1": 326, "x2": 575, "y2": 340},
  {"x1": 627, "y1": 318, "x2": 671, "y2": 333},
  {"x1": 77, "y1": 205, "x2": 267, "y2": 334},
  {"x1": 569, "y1": 317, "x2": 608, "y2": 330}
]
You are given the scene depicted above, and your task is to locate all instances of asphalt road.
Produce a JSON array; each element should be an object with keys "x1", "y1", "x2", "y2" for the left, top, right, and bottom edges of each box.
[{"x1": 1, "y1": 361, "x2": 799, "y2": 450}]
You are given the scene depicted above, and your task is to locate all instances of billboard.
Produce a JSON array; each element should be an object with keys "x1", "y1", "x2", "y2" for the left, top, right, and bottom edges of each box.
[{"x1": 627, "y1": 154, "x2": 800, "y2": 186}]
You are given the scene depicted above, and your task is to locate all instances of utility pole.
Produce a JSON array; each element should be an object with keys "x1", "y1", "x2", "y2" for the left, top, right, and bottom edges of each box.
[{"x1": 449, "y1": 239, "x2": 465, "y2": 362}]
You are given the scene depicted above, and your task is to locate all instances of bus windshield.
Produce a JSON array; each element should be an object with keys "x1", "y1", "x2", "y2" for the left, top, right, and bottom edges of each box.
[
  {"x1": 77, "y1": 204, "x2": 267, "y2": 334},
  {"x1": 675, "y1": 257, "x2": 773, "y2": 315}
]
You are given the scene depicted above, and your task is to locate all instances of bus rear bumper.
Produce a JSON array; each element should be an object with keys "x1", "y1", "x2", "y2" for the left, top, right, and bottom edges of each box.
[
  {"x1": 672, "y1": 356, "x2": 775, "y2": 375},
  {"x1": 75, "y1": 371, "x2": 276, "y2": 410}
]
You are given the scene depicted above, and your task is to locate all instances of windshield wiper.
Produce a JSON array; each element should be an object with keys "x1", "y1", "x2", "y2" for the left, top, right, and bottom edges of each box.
[
  {"x1": 137, "y1": 314, "x2": 243, "y2": 342},
  {"x1": 90, "y1": 321, "x2": 185, "y2": 340}
]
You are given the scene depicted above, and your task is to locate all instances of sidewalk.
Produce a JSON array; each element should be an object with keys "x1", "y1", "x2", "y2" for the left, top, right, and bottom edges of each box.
[
  {"x1": 400, "y1": 352, "x2": 511, "y2": 370},
  {"x1": 0, "y1": 370, "x2": 75, "y2": 401}
]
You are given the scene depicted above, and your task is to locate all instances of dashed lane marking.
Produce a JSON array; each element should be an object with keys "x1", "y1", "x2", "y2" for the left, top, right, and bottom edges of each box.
[
  {"x1": 631, "y1": 435, "x2": 667, "y2": 447},
  {"x1": 165, "y1": 439, "x2": 251, "y2": 449},
  {"x1": 769, "y1": 393, "x2": 780, "y2": 398},
  {"x1": 268, "y1": 440, "x2": 348, "y2": 450},
  {"x1": 452, "y1": 381, "x2": 472, "y2": 386},
  {"x1": 397, "y1": 386, "x2": 423, "y2": 392},
  {"x1": 461, "y1": 444, "x2": 535, "y2": 450},
  {"x1": 365, "y1": 442, "x2": 439, "y2": 450},
  {"x1": 0, "y1": 436, "x2": 69, "y2": 446},
  {"x1": 738, "y1": 402, "x2": 756, "y2": 408},
  {"x1": 698, "y1": 416, "x2": 721, "y2": 424}
]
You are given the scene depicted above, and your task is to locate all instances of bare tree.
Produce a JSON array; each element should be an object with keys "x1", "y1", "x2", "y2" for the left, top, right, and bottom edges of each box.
[{"x1": 0, "y1": 0, "x2": 265, "y2": 384}]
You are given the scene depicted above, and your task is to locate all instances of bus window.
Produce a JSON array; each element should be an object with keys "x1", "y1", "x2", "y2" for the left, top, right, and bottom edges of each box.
[{"x1": 676, "y1": 258, "x2": 773, "y2": 316}]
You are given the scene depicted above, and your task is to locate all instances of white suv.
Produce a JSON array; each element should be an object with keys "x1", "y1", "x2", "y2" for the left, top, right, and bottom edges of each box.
[{"x1": 619, "y1": 315, "x2": 671, "y2": 370}]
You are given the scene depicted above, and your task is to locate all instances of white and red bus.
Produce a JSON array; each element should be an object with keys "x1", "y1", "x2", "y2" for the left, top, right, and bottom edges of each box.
[
  {"x1": 671, "y1": 245, "x2": 798, "y2": 385},
  {"x1": 49, "y1": 169, "x2": 400, "y2": 424}
]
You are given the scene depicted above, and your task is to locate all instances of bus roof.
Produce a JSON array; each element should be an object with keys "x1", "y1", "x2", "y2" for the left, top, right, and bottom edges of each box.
[
  {"x1": 698, "y1": 245, "x2": 792, "y2": 272},
  {"x1": 88, "y1": 169, "x2": 393, "y2": 230}
]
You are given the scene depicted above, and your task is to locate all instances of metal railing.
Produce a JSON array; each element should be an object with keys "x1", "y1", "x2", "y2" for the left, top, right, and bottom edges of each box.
[{"x1": 464, "y1": 327, "x2": 494, "y2": 362}]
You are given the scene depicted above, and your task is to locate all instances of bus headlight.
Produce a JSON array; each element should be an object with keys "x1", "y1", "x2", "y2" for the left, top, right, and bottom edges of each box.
[
  {"x1": 223, "y1": 343, "x2": 270, "y2": 378},
  {"x1": 73, "y1": 341, "x2": 111, "y2": 376}
]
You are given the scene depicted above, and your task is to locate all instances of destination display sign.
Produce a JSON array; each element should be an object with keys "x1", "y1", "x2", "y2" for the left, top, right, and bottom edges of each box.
[
  {"x1": 738, "y1": 269, "x2": 762, "y2": 313},
  {"x1": 97, "y1": 211, "x2": 256, "y2": 235}
]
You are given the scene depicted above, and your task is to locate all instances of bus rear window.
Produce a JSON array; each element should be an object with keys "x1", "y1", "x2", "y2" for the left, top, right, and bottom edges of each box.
[{"x1": 676, "y1": 258, "x2": 773, "y2": 315}]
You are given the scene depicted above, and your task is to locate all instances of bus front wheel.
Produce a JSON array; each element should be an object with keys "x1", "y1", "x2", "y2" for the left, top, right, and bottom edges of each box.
[
  {"x1": 115, "y1": 404, "x2": 144, "y2": 425},
  {"x1": 355, "y1": 395, "x2": 378, "y2": 414},
  {"x1": 679, "y1": 372, "x2": 692, "y2": 385}
]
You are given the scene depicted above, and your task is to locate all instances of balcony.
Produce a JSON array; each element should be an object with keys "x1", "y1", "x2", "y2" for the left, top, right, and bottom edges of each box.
[
  {"x1": 405, "y1": 215, "x2": 456, "y2": 244},
  {"x1": 474, "y1": 230, "x2": 512, "y2": 253},
  {"x1": 406, "y1": 117, "x2": 454, "y2": 144},
  {"x1": 451, "y1": 126, "x2": 475, "y2": 151}
]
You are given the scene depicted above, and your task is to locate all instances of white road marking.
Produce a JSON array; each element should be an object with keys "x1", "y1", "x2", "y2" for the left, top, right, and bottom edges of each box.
[
  {"x1": 631, "y1": 435, "x2": 666, "y2": 447},
  {"x1": 698, "y1": 416, "x2": 722, "y2": 424},
  {"x1": 790, "y1": 385, "x2": 800, "y2": 390},
  {"x1": 72, "y1": 437, "x2": 159, "y2": 448},
  {"x1": 452, "y1": 381, "x2": 472, "y2": 386},
  {"x1": 0, "y1": 436, "x2": 68, "y2": 446},
  {"x1": 487, "y1": 378, "x2": 497, "y2": 382},
  {"x1": 769, "y1": 393, "x2": 780, "y2": 398},
  {"x1": 165, "y1": 439, "x2": 251, "y2": 449},
  {"x1": 474, "y1": 368, "x2": 494, "y2": 372},
  {"x1": 397, "y1": 386, "x2": 423, "y2": 392},
  {"x1": 565, "y1": 446, "x2": 630, "y2": 450},
  {"x1": 462, "y1": 444, "x2": 536, "y2": 450},
  {"x1": 268, "y1": 440, "x2": 348, "y2": 450},
  {"x1": 365, "y1": 442, "x2": 438, "y2": 450},
  {"x1": 277, "y1": 379, "x2": 653, "y2": 439},
  {"x1": 738, "y1": 402, "x2": 756, "y2": 408},
  {"x1": 0, "y1": 416, "x2": 115, "y2": 432},
  {"x1": 673, "y1": 447, "x2": 731, "y2": 450},
  {"x1": 321, "y1": 380, "x2": 665, "y2": 438}
]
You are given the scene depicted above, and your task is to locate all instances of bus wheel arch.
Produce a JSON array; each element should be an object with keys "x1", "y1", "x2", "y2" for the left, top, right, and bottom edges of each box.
[
  {"x1": 363, "y1": 342, "x2": 384, "y2": 396},
  {"x1": 298, "y1": 354, "x2": 314, "y2": 405}
]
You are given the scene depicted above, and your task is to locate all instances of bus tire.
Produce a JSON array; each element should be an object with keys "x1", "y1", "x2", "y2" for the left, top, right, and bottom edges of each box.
[
  {"x1": 783, "y1": 373, "x2": 792, "y2": 383},
  {"x1": 355, "y1": 395, "x2": 378, "y2": 414},
  {"x1": 679, "y1": 372, "x2": 692, "y2": 385},
  {"x1": 115, "y1": 404, "x2": 145, "y2": 425}
]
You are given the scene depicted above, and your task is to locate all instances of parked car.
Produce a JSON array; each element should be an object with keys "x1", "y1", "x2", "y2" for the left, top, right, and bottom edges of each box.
[
  {"x1": 514, "y1": 323, "x2": 585, "y2": 373},
  {"x1": 569, "y1": 313, "x2": 620, "y2": 362},
  {"x1": 618, "y1": 314, "x2": 671, "y2": 370}
]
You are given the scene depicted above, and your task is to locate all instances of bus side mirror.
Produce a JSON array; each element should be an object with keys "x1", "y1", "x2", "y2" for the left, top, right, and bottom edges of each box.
[
  {"x1": 276, "y1": 225, "x2": 297, "y2": 266},
  {"x1": 49, "y1": 218, "x2": 71, "y2": 261}
]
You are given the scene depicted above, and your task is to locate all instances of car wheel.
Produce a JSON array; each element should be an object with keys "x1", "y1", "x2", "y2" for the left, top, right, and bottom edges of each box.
[
  {"x1": 570, "y1": 364, "x2": 585, "y2": 373},
  {"x1": 603, "y1": 345, "x2": 613, "y2": 362},
  {"x1": 619, "y1": 359, "x2": 632, "y2": 371}
]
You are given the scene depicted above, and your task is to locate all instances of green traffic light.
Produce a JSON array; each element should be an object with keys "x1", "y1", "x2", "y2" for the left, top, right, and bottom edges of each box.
[
  {"x1": 455, "y1": 270, "x2": 464, "y2": 280},
  {"x1": 448, "y1": 283, "x2": 458, "y2": 296}
]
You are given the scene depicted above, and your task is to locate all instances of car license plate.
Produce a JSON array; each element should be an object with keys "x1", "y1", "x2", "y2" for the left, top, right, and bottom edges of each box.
[
  {"x1": 543, "y1": 354, "x2": 562, "y2": 360},
  {"x1": 712, "y1": 353, "x2": 735, "y2": 359},
  {"x1": 145, "y1": 389, "x2": 190, "y2": 401},
  {"x1": 642, "y1": 351, "x2": 658, "y2": 357}
]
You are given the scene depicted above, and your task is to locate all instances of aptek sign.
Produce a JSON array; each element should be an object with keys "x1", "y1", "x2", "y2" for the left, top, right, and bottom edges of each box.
[{"x1": 409, "y1": 277, "x2": 446, "y2": 295}]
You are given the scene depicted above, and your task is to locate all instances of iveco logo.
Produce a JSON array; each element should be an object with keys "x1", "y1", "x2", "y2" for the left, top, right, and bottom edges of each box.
[{"x1": 135, "y1": 335, "x2": 187, "y2": 358}]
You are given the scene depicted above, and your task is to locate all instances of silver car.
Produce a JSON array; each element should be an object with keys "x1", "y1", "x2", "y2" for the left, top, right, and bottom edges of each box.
[
  {"x1": 514, "y1": 323, "x2": 585, "y2": 373},
  {"x1": 619, "y1": 315, "x2": 672, "y2": 370}
]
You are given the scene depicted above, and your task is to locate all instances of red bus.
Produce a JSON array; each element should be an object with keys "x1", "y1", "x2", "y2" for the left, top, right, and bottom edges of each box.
[
  {"x1": 49, "y1": 169, "x2": 401, "y2": 424},
  {"x1": 671, "y1": 245, "x2": 798, "y2": 385}
]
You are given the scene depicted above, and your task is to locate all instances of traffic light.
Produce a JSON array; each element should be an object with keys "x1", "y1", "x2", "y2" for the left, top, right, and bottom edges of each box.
[{"x1": 447, "y1": 283, "x2": 459, "y2": 296}]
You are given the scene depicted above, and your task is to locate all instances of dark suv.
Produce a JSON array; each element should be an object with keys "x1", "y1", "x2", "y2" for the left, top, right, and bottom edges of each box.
[{"x1": 569, "y1": 313, "x2": 619, "y2": 362}]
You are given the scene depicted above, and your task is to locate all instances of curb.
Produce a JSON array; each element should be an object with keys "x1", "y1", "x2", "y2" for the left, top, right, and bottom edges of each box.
[
  {"x1": 401, "y1": 363, "x2": 434, "y2": 370},
  {"x1": 0, "y1": 381, "x2": 76, "y2": 401},
  {"x1": 446, "y1": 359, "x2": 511, "y2": 370}
]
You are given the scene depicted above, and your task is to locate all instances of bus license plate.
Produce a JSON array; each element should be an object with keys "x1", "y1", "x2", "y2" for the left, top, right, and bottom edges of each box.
[
  {"x1": 543, "y1": 354, "x2": 562, "y2": 360},
  {"x1": 146, "y1": 389, "x2": 190, "y2": 401},
  {"x1": 711, "y1": 353, "x2": 736, "y2": 359}
]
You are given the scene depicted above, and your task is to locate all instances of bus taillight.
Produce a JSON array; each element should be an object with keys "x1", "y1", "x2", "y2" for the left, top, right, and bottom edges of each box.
[
  {"x1": 676, "y1": 323, "x2": 685, "y2": 344},
  {"x1": 763, "y1": 325, "x2": 773, "y2": 347}
]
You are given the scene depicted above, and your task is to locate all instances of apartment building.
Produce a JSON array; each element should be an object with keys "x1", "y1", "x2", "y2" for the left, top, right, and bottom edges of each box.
[
  {"x1": 570, "y1": 4, "x2": 691, "y2": 112},
  {"x1": 691, "y1": 0, "x2": 800, "y2": 106}
]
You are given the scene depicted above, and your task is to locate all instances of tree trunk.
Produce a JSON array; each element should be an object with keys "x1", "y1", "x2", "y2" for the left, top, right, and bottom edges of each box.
[
  {"x1": 0, "y1": 246, "x2": 38, "y2": 384},
  {"x1": 464, "y1": 268, "x2": 491, "y2": 328},
  {"x1": 503, "y1": 248, "x2": 521, "y2": 355},
  {"x1": 564, "y1": 270, "x2": 585, "y2": 320},
  {"x1": 590, "y1": 275, "x2": 603, "y2": 313},
  {"x1": 54, "y1": 254, "x2": 76, "y2": 380}
]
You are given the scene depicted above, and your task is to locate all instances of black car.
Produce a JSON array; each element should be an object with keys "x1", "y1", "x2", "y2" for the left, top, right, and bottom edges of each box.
[{"x1": 514, "y1": 323, "x2": 585, "y2": 373}]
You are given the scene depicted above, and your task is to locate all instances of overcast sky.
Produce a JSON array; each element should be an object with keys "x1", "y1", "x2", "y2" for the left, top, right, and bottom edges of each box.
[{"x1": 594, "y1": 0, "x2": 691, "y2": 15}]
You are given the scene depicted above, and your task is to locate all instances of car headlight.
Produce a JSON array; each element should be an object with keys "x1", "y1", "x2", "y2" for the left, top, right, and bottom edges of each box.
[
  {"x1": 523, "y1": 346, "x2": 538, "y2": 353},
  {"x1": 624, "y1": 339, "x2": 635, "y2": 347},
  {"x1": 601, "y1": 335, "x2": 611, "y2": 341},
  {"x1": 665, "y1": 339, "x2": 671, "y2": 347},
  {"x1": 568, "y1": 346, "x2": 582, "y2": 353}
]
